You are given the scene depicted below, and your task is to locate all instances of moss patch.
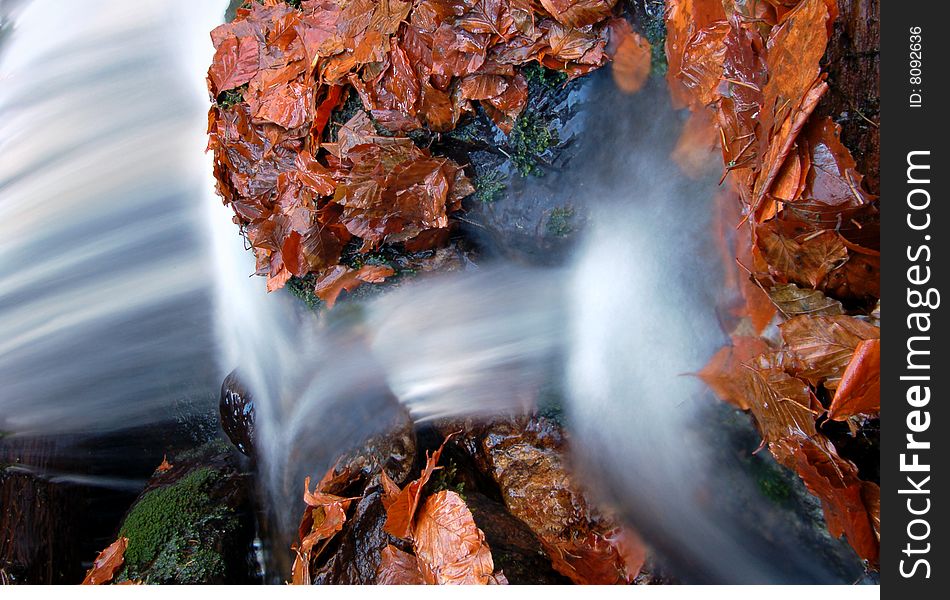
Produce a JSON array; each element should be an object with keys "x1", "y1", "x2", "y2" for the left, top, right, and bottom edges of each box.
[
  {"x1": 216, "y1": 84, "x2": 248, "y2": 109},
  {"x1": 117, "y1": 466, "x2": 239, "y2": 584},
  {"x1": 510, "y1": 110, "x2": 560, "y2": 177},
  {"x1": 472, "y1": 168, "x2": 507, "y2": 203},
  {"x1": 545, "y1": 206, "x2": 575, "y2": 237}
]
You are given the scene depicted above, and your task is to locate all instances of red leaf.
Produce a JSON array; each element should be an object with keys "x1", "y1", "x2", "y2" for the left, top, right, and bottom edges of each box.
[{"x1": 209, "y1": 35, "x2": 259, "y2": 96}]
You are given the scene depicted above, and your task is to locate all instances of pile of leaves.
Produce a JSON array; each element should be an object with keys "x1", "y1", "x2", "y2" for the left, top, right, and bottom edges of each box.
[
  {"x1": 292, "y1": 435, "x2": 506, "y2": 584},
  {"x1": 664, "y1": 0, "x2": 880, "y2": 567},
  {"x1": 207, "y1": 0, "x2": 649, "y2": 298}
]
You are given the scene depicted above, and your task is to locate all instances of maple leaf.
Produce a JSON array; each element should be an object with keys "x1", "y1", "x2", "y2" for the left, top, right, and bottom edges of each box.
[{"x1": 82, "y1": 537, "x2": 128, "y2": 585}]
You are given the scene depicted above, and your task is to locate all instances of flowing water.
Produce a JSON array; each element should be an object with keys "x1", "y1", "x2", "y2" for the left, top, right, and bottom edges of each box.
[{"x1": 1, "y1": 0, "x2": 862, "y2": 584}]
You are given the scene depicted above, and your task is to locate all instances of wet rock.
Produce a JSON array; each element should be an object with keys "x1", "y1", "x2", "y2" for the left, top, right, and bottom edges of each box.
[
  {"x1": 436, "y1": 416, "x2": 647, "y2": 584},
  {"x1": 335, "y1": 407, "x2": 417, "y2": 487},
  {"x1": 816, "y1": 0, "x2": 880, "y2": 193},
  {"x1": 114, "y1": 440, "x2": 259, "y2": 584},
  {"x1": 465, "y1": 492, "x2": 571, "y2": 584},
  {"x1": 449, "y1": 66, "x2": 595, "y2": 265},
  {"x1": 310, "y1": 489, "x2": 390, "y2": 584},
  {"x1": 220, "y1": 370, "x2": 255, "y2": 457},
  {"x1": 0, "y1": 435, "x2": 140, "y2": 584}
]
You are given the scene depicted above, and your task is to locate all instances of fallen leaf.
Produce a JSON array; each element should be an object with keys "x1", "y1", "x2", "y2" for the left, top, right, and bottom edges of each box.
[
  {"x1": 768, "y1": 283, "x2": 844, "y2": 318},
  {"x1": 608, "y1": 21, "x2": 651, "y2": 95},
  {"x1": 778, "y1": 315, "x2": 880, "y2": 389},
  {"x1": 313, "y1": 264, "x2": 396, "y2": 308},
  {"x1": 82, "y1": 537, "x2": 128, "y2": 585},
  {"x1": 827, "y1": 338, "x2": 880, "y2": 420},
  {"x1": 413, "y1": 490, "x2": 495, "y2": 584},
  {"x1": 209, "y1": 35, "x2": 260, "y2": 96},
  {"x1": 155, "y1": 455, "x2": 173, "y2": 473},
  {"x1": 383, "y1": 434, "x2": 454, "y2": 539},
  {"x1": 376, "y1": 544, "x2": 424, "y2": 584}
]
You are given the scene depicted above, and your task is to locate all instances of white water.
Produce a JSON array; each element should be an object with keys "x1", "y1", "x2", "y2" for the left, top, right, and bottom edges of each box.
[{"x1": 1, "y1": 0, "x2": 858, "y2": 583}]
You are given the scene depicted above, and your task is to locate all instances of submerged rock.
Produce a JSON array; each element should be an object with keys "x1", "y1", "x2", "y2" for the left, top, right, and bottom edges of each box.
[{"x1": 114, "y1": 441, "x2": 259, "y2": 584}]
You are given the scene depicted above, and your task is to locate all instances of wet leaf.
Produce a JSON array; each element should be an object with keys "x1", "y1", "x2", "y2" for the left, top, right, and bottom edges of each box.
[
  {"x1": 292, "y1": 466, "x2": 360, "y2": 585},
  {"x1": 376, "y1": 544, "x2": 424, "y2": 584},
  {"x1": 383, "y1": 434, "x2": 454, "y2": 539},
  {"x1": 827, "y1": 338, "x2": 880, "y2": 420},
  {"x1": 82, "y1": 537, "x2": 128, "y2": 585},
  {"x1": 790, "y1": 438, "x2": 879, "y2": 565},
  {"x1": 768, "y1": 283, "x2": 843, "y2": 317},
  {"x1": 413, "y1": 491, "x2": 495, "y2": 584},
  {"x1": 313, "y1": 264, "x2": 396, "y2": 308},
  {"x1": 607, "y1": 19, "x2": 651, "y2": 95},
  {"x1": 155, "y1": 455, "x2": 173, "y2": 473},
  {"x1": 778, "y1": 315, "x2": 880, "y2": 389},
  {"x1": 209, "y1": 35, "x2": 260, "y2": 96}
]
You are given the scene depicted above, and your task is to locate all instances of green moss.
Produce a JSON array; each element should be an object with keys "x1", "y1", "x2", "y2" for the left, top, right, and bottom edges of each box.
[
  {"x1": 521, "y1": 62, "x2": 568, "y2": 91},
  {"x1": 472, "y1": 168, "x2": 507, "y2": 203},
  {"x1": 216, "y1": 84, "x2": 247, "y2": 109},
  {"x1": 639, "y1": 1, "x2": 668, "y2": 76},
  {"x1": 118, "y1": 467, "x2": 236, "y2": 583},
  {"x1": 748, "y1": 457, "x2": 794, "y2": 504},
  {"x1": 510, "y1": 110, "x2": 559, "y2": 177},
  {"x1": 286, "y1": 274, "x2": 322, "y2": 311},
  {"x1": 545, "y1": 206, "x2": 575, "y2": 237},
  {"x1": 431, "y1": 459, "x2": 466, "y2": 499}
]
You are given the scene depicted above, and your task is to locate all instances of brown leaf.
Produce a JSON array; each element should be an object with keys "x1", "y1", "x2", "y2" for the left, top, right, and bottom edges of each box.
[
  {"x1": 209, "y1": 35, "x2": 260, "y2": 96},
  {"x1": 790, "y1": 438, "x2": 879, "y2": 565},
  {"x1": 82, "y1": 537, "x2": 128, "y2": 585},
  {"x1": 292, "y1": 466, "x2": 359, "y2": 585},
  {"x1": 768, "y1": 283, "x2": 844, "y2": 318},
  {"x1": 698, "y1": 336, "x2": 771, "y2": 410},
  {"x1": 778, "y1": 314, "x2": 880, "y2": 388},
  {"x1": 827, "y1": 338, "x2": 880, "y2": 420},
  {"x1": 376, "y1": 545, "x2": 424, "y2": 584},
  {"x1": 540, "y1": 0, "x2": 618, "y2": 29},
  {"x1": 313, "y1": 264, "x2": 396, "y2": 309},
  {"x1": 413, "y1": 491, "x2": 495, "y2": 584},
  {"x1": 756, "y1": 219, "x2": 848, "y2": 288},
  {"x1": 383, "y1": 434, "x2": 454, "y2": 539}
]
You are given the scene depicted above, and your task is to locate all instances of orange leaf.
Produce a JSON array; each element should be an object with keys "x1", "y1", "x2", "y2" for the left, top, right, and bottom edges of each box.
[
  {"x1": 313, "y1": 264, "x2": 396, "y2": 308},
  {"x1": 609, "y1": 22, "x2": 651, "y2": 95},
  {"x1": 155, "y1": 455, "x2": 173, "y2": 473},
  {"x1": 412, "y1": 491, "x2": 495, "y2": 585},
  {"x1": 376, "y1": 545, "x2": 424, "y2": 584},
  {"x1": 827, "y1": 338, "x2": 880, "y2": 420},
  {"x1": 82, "y1": 537, "x2": 128, "y2": 585},
  {"x1": 383, "y1": 434, "x2": 454, "y2": 539}
]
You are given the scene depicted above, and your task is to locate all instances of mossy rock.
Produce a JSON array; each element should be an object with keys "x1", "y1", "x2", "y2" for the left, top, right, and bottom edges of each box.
[{"x1": 115, "y1": 441, "x2": 259, "y2": 584}]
